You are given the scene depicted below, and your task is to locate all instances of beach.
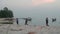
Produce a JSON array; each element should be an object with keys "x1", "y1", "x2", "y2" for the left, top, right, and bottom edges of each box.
[{"x1": 0, "y1": 24, "x2": 60, "y2": 34}]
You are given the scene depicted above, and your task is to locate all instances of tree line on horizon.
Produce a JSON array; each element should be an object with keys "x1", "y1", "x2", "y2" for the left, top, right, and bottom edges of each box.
[
  {"x1": 0, "y1": 7, "x2": 14, "y2": 18},
  {"x1": 0, "y1": 7, "x2": 14, "y2": 24}
]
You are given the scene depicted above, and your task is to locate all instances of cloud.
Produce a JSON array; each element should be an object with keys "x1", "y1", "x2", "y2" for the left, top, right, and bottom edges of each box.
[{"x1": 32, "y1": 0, "x2": 55, "y2": 6}]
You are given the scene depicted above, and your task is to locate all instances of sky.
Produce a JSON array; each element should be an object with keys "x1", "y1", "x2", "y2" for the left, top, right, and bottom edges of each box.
[
  {"x1": 0, "y1": 0, "x2": 59, "y2": 18},
  {"x1": 0, "y1": 0, "x2": 57, "y2": 8},
  {"x1": 32, "y1": 0, "x2": 55, "y2": 6},
  {"x1": 0, "y1": 0, "x2": 60, "y2": 26}
]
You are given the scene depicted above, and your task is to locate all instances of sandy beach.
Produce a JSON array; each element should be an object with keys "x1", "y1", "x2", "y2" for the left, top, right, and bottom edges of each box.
[{"x1": 0, "y1": 24, "x2": 60, "y2": 34}]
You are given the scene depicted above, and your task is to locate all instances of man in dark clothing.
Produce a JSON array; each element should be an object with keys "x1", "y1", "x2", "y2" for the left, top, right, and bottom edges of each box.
[
  {"x1": 25, "y1": 18, "x2": 28, "y2": 25},
  {"x1": 16, "y1": 18, "x2": 19, "y2": 25},
  {"x1": 24, "y1": 17, "x2": 32, "y2": 25},
  {"x1": 46, "y1": 17, "x2": 49, "y2": 26}
]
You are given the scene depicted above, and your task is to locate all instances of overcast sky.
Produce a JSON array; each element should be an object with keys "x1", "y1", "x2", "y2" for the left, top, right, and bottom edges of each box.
[{"x1": 0, "y1": 0, "x2": 60, "y2": 17}]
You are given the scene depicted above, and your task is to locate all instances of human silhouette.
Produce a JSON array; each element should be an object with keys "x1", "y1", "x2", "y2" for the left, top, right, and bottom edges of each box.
[
  {"x1": 16, "y1": 18, "x2": 19, "y2": 25},
  {"x1": 46, "y1": 17, "x2": 49, "y2": 26},
  {"x1": 25, "y1": 18, "x2": 28, "y2": 25},
  {"x1": 24, "y1": 17, "x2": 32, "y2": 25}
]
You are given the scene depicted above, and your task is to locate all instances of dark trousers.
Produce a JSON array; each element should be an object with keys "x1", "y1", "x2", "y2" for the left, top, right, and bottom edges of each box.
[{"x1": 46, "y1": 20, "x2": 49, "y2": 26}]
